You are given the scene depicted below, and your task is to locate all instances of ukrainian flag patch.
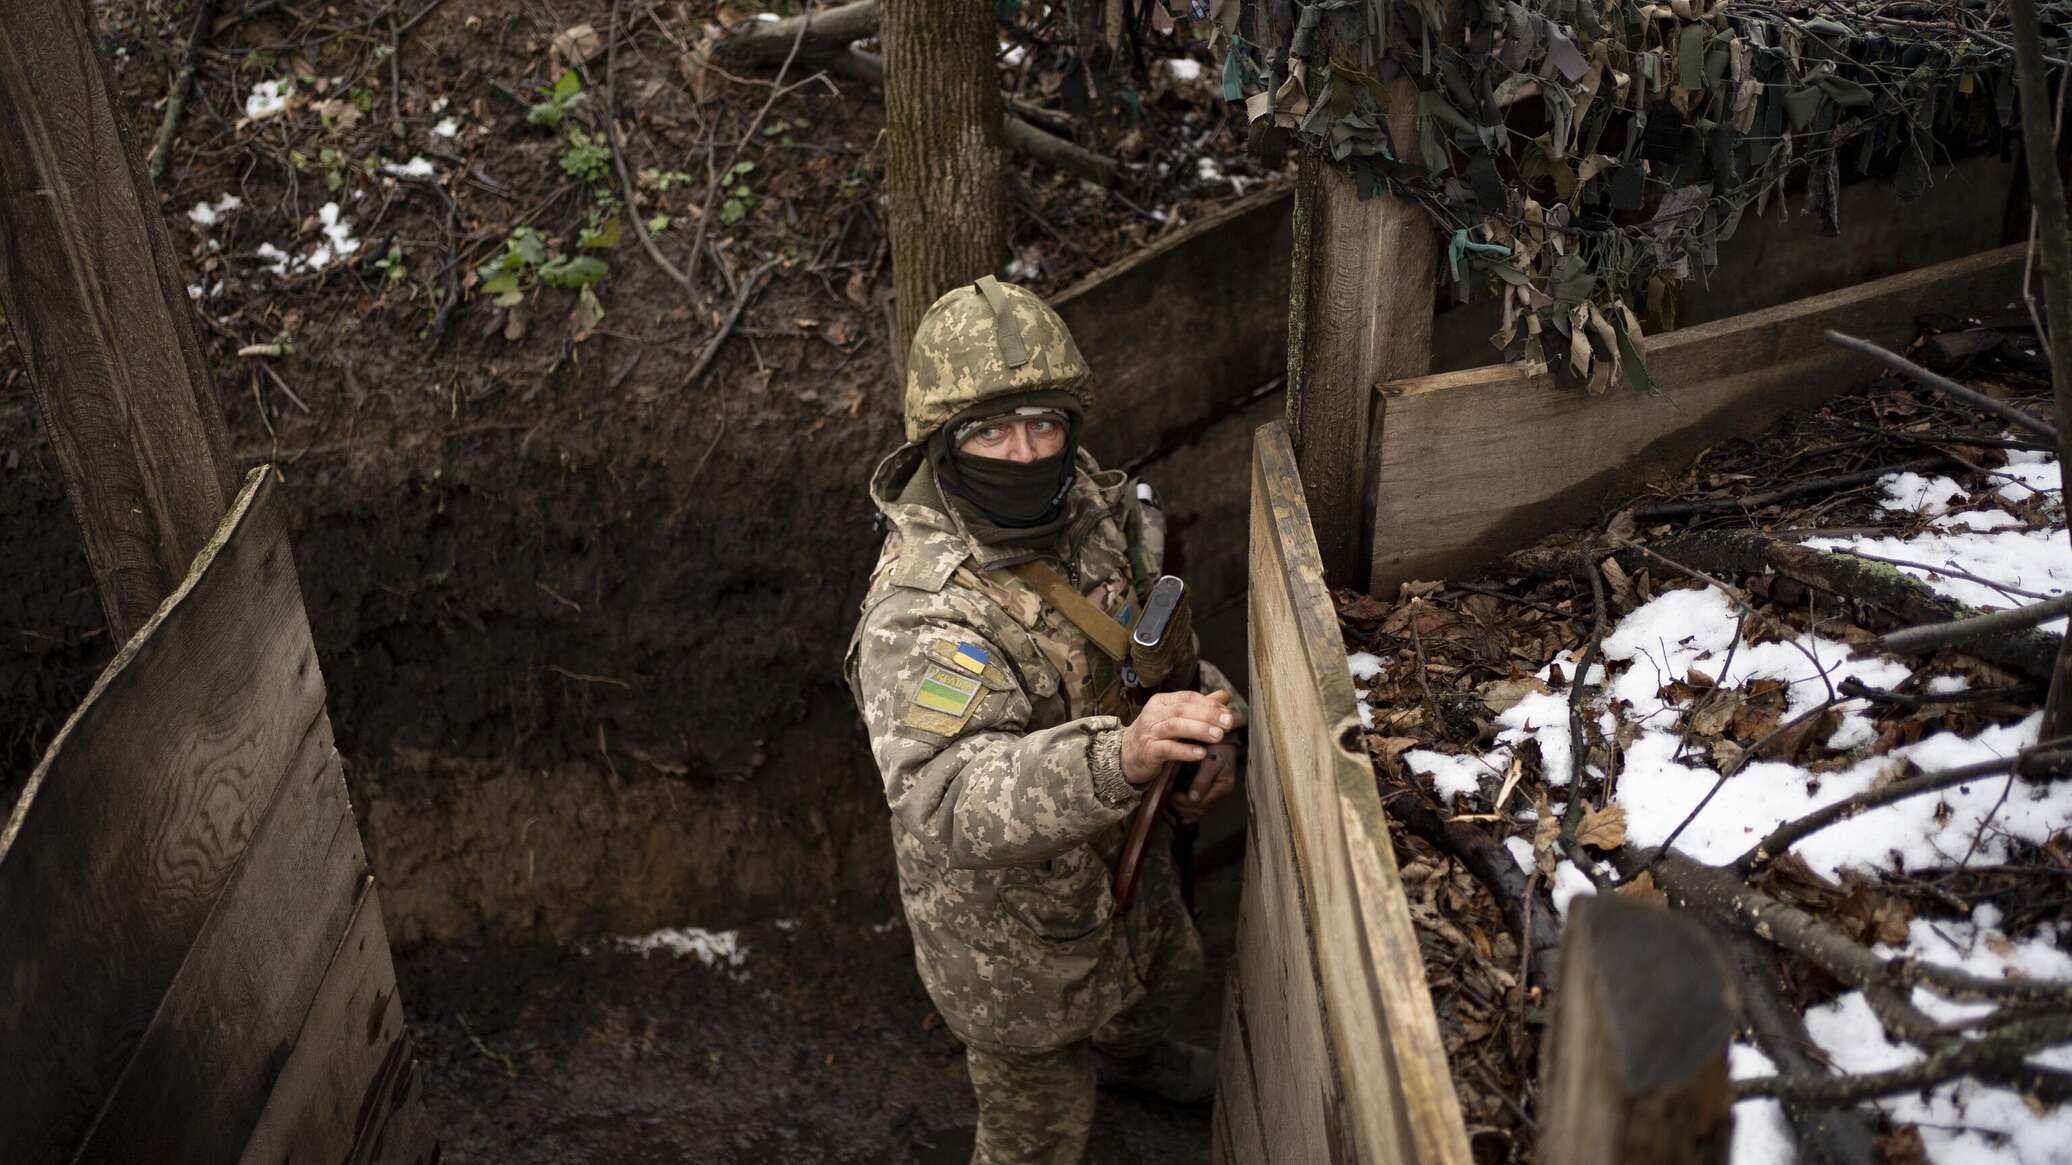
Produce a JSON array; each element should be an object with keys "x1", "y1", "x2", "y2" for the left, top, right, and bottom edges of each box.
[{"x1": 903, "y1": 662, "x2": 985, "y2": 737}]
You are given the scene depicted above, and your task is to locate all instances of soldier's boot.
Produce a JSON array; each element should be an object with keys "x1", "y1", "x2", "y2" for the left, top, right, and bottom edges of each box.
[{"x1": 1093, "y1": 1038, "x2": 1216, "y2": 1105}]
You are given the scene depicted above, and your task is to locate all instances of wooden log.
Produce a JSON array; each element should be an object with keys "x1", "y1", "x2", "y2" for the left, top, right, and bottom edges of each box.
[
  {"x1": 714, "y1": 0, "x2": 880, "y2": 68},
  {"x1": 1226, "y1": 420, "x2": 1471, "y2": 1163},
  {"x1": 1286, "y1": 75, "x2": 1437, "y2": 588},
  {"x1": 236, "y1": 881, "x2": 434, "y2": 1165},
  {"x1": 0, "y1": 0, "x2": 236, "y2": 641},
  {"x1": 1368, "y1": 244, "x2": 2027, "y2": 598},
  {"x1": 1538, "y1": 895, "x2": 1737, "y2": 1165},
  {"x1": 0, "y1": 468, "x2": 322, "y2": 1163}
]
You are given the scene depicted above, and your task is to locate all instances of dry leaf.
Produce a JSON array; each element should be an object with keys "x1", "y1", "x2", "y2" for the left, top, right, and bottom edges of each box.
[
  {"x1": 1615, "y1": 869, "x2": 1668, "y2": 906},
  {"x1": 844, "y1": 270, "x2": 871, "y2": 308},
  {"x1": 553, "y1": 23, "x2": 604, "y2": 65},
  {"x1": 1600, "y1": 556, "x2": 1635, "y2": 604},
  {"x1": 1480, "y1": 675, "x2": 1552, "y2": 714},
  {"x1": 1531, "y1": 798, "x2": 1559, "y2": 878},
  {"x1": 1576, "y1": 803, "x2": 1628, "y2": 849},
  {"x1": 1399, "y1": 579, "x2": 1445, "y2": 600}
]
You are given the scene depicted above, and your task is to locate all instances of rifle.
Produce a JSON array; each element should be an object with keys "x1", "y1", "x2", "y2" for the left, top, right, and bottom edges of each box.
[{"x1": 1112, "y1": 574, "x2": 1199, "y2": 912}]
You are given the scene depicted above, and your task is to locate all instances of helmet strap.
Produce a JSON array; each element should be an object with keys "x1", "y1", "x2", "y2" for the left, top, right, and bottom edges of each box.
[{"x1": 974, "y1": 275, "x2": 1031, "y2": 369}]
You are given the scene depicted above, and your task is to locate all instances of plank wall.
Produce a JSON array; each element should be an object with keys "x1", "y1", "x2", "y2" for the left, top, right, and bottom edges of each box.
[
  {"x1": 1212, "y1": 423, "x2": 1472, "y2": 1164},
  {"x1": 0, "y1": 469, "x2": 433, "y2": 1164}
]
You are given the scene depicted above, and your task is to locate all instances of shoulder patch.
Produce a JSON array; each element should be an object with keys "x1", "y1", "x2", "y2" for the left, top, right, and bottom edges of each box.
[
  {"x1": 923, "y1": 637, "x2": 1013, "y2": 691},
  {"x1": 903, "y1": 663, "x2": 985, "y2": 737}
]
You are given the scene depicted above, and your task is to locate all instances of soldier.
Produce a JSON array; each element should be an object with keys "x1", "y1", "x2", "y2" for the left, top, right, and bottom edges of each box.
[{"x1": 844, "y1": 276, "x2": 1245, "y2": 1165}]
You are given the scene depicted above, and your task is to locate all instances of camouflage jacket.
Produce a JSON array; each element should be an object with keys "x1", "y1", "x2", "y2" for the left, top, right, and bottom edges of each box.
[{"x1": 844, "y1": 444, "x2": 1242, "y2": 1050}]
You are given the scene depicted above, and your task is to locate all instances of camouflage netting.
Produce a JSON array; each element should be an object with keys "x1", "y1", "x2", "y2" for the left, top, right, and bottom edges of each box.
[{"x1": 1202, "y1": 0, "x2": 2069, "y2": 390}]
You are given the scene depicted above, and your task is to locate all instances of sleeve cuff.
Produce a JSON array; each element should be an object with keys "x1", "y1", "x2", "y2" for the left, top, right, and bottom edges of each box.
[{"x1": 1087, "y1": 724, "x2": 1136, "y2": 808}]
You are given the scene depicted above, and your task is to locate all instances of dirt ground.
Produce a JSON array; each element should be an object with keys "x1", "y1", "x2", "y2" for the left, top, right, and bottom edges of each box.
[{"x1": 399, "y1": 843, "x2": 1241, "y2": 1163}]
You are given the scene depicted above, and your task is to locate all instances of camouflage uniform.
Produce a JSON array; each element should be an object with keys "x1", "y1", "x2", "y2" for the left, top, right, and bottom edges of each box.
[{"x1": 843, "y1": 281, "x2": 1243, "y2": 1165}]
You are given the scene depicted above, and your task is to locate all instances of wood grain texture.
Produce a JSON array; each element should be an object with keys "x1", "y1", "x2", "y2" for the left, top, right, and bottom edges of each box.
[
  {"x1": 1210, "y1": 970, "x2": 1271, "y2": 1165},
  {"x1": 0, "y1": 468, "x2": 322, "y2": 1163},
  {"x1": 237, "y1": 882, "x2": 435, "y2": 1165},
  {"x1": 1369, "y1": 245, "x2": 2028, "y2": 597},
  {"x1": 74, "y1": 718, "x2": 368, "y2": 1163},
  {"x1": 1060, "y1": 187, "x2": 1294, "y2": 470},
  {"x1": 1222, "y1": 421, "x2": 1471, "y2": 1163},
  {"x1": 0, "y1": 0, "x2": 235, "y2": 641},
  {"x1": 1286, "y1": 74, "x2": 1438, "y2": 589},
  {"x1": 1538, "y1": 896, "x2": 1735, "y2": 1165}
]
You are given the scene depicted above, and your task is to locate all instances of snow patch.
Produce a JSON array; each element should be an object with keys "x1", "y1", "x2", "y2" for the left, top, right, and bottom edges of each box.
[
  {"x1": 1165, "y1": 58, "x2": 1204, "y2": 82},
  {"x1": 621, "y1": 925, "x2": 749, "y2": 971},
  {"x1": 244, "y1": 79, "x2": 291, "y2": 119},
  {"x1": 188, "y1": 193, "x2": 242, "y2": 226},
  {"x1": 432, "y1": 117, "x2": 462, "y2": 138}
]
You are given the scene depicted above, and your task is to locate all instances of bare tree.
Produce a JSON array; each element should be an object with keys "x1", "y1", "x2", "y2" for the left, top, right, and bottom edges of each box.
[{"x1": 883, "y1": 0, "x2": 1008, "y2": 365}]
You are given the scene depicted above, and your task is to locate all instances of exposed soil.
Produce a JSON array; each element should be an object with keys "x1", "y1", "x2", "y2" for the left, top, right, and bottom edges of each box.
[
  {"x1": 2, "y1": 0, "x2": 1285, "y2": 942},
  {"x1": 399, "y1": 844, "x2": 1241, "y2": 1162}
]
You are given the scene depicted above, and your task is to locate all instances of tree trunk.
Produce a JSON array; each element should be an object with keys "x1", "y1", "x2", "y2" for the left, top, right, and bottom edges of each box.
[
  {"x1": 0, "y1": 0, "x2": 236, "y2": 643},
  {"x1": 2005, "y1": 0, "x2": 2072, "y2": 738},
  {"x1": 884, "y1": 0, "x2": 1007, "y2": 365}
]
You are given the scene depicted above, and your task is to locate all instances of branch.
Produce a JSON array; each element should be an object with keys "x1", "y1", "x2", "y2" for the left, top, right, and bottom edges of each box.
[
  {"x1": 682, "y1": 254, "x2": 781, "y2": 390},
  {"x1": 1632, "y1": 457, "x2": 1948, "y2": 520},
  {"x1": 1721, "y1": 929, "x2": 1882, "y2": 1165},
  {"x1": 1870, "y1": 592, "x2": 2072, "y2": 658},
  {"x1": 606, "y1": 0, "x2": 693, "y2": 294},
  {"x1": 149, "y1": 0, "x2": 215, "y2": 185},
  {"x1": 1825, "y1": 330, "x2": 2059, "y2": 442},
  {"x1": 1642, "y1": 850, "x2": 2072, "y2": 1007},
  {"x1": 1735, "y1": 1011, "x2": 2072, "y2": 1105},
  {"x1": 1380, "y1": 791, "x2": 1564, "y2": 995},
  {"x1": 1734, "y1": 741, "x2": 2072, "y2": 873}
]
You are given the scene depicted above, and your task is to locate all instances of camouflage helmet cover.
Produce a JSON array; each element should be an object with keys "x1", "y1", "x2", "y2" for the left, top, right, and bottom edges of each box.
[{"x1": 903, "y1": 277, "x2": 1092, "y2": 444}]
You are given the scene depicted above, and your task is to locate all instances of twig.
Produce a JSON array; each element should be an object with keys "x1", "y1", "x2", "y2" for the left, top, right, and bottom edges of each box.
[
  {"x1": 1735, "y1": 740, "x2": 2072, "y2": 872},
  {"x1": 1736, "y1": 1011, "x2": 2072, "y2": 1105},
  {"x1": 605, "y1": 0, "x2": 694, "y2": 294},
  {"x1": 1633, "y1": 457, "x2": 1947, "y2": 519},
  {"x1": 1871, "y1": 591, "x2": 2072, "y2": 656},
  {"x1": 149, "y1": 0, "x2": 217, "y2": 184},
  {"x1": 1826, "y1": 330, "x2": 2059, "y2": 441},
  {"x1": 1824, "y1": 548, "x2": 2057, "y2": 602},
  {"x1": 1721, "y1": 930, "x2": 1882, "y2": 1165},
  {"x1": 1563, "y1": 540, "x2": 1610, "y2": 837},
  {"x1": 683, "y1": 255, "x2": 782, "y2": 389},
  {"x1": 1379, "y1": 792, "x2": 1563, "y2": 996},
  {"x1": 684, "y1": 12, "x2": 811, "y2": 294},
  {"x1": 1836, "y1": 677, "x2": 2039, "y2": 707}
]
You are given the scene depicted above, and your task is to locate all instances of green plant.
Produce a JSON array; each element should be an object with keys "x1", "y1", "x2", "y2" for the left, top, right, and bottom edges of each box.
[
  {"x1": 719, "y1": 161, "x2": 757, "y2": 225},
  {"x1": 528, "y1": 69, "x2": 582, "y2": 128},
  {"x1": 375, "y1": 242, "x2": 408, "y2": 284},
  {"x1": 476, "y1": 227, "x2": 610, "y2": 312},
  {"x1": 559, "y1": 127, "x2": 612, "y2": 184}
]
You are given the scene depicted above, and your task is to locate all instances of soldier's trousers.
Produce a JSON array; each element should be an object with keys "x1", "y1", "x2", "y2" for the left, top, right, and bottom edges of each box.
[{"x1": 962, "y1": 872, "x2": 1205, "y2": 1165}]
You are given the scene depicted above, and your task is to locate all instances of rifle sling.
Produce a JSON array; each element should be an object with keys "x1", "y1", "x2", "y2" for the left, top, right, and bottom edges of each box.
[{"x1": 1005, "y1": 560, "x2": 1132, "y2": 662}]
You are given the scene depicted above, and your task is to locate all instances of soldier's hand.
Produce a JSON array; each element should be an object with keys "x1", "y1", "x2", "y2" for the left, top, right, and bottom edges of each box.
[
  {"x1": 1172, "y1": 743, "x2": 1239, "y2": 825},
  {"x1": 1121, "y1": 690, "x2": 1233, "y2": 786}
]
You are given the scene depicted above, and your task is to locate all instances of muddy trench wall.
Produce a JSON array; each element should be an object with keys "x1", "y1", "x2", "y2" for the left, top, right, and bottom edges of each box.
[{"x1": 0, "y1": 187, "x2": 1293, "y2": 947}]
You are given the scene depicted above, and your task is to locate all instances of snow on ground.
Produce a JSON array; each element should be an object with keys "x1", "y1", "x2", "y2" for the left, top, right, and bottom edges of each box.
[
  {"x1": 243, "y1": 79, "x2": 291, "y2": 119},
  {"x1": 384, "y1": 156, "x2": 438, "y2": 179},
  {"x1": 1379, "y1": 448, "x2": 2072, "y2": 1163},
  {"x1": 187, "y1": 193, "x2": 241, "y2": 226},
  {"x1": 620, "y1": 925, "x2": 749, "y2": 974},
  {"x1": 256, "y1": 202, "x2": 361, "y2": 276}
]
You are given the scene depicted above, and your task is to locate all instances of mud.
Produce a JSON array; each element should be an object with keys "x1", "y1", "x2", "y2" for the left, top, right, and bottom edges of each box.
[{"x1": 399, "y1": 847, "x2": 1240, "y2": 1163}]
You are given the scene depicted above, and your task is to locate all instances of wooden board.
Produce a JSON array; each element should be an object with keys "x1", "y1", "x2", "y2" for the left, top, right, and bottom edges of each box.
[
  {"x1": 74, "y1": 716, "x2": 368, "y2": 1163},
  {"x1": 0, "y1": 469, "x2": 325, "y2": 1162},
  {"x1": 1219, "y1": 421, "x2": 1471, "y2": 1164},
  {"x1": 1210, "y1": 968, "x2": 1270, "y2": 1165},
  {"x1": 1061, "y1": 185, "x2": 1294, "y2": 473},
  {"x1": 0, "y1": 0, "x2": 235, "y2": 640},
  {"x1": 1286, "y1": 105, "x2": 1437, "y2": 587},
  {"x1": 238, "y1": 882, "x2": 433, "y2": 1165},
  {"x1": 1368, "y1": 244, "x2": 2028, "y2": 597}
]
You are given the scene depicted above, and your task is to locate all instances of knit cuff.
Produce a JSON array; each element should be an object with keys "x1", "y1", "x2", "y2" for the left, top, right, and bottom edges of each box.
[{"x1": 1088, "y1": 725, "x2": 1136, "y2": 808}]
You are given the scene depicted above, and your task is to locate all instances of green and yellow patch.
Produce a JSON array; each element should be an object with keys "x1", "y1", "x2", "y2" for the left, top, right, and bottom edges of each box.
[{"x1": 903, "y1": 663, "x2": 985, "y2": 737}]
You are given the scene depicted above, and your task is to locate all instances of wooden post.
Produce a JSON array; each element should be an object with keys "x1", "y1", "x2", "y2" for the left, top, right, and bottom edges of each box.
[
  {"x1": 0, "y1": 0, "x2": 236, "y2": 643},
  {"x1": 1285, "y1": 75, "x2": 1437, "y2": 590},
  {"x1": 1538, "y1": 895, "x2": 1738, "y2": 1165}
]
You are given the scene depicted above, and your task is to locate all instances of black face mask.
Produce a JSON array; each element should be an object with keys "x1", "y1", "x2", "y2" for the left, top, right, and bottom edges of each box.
[{"x1": 927, "y1": 402, "x2": 1081, "y2": 536}]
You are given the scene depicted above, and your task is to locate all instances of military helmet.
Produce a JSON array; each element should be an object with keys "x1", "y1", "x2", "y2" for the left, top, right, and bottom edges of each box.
[{"x1": 903, "y1": 276, "x2": 1092, "y2": 444}]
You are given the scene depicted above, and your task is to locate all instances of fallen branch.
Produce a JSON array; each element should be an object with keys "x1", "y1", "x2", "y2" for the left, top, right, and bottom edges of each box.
[
  {"x1": 148, "y1": 0, "x2": 215, "y2": 185},
  {"x1": 1826, "y1": 330, "x2": 2059, "y2": 442},
  {"x1": 1632, "y1": 457, "x2": 1947, "y2": 520},
  {"x1": 716, "y1": 2, "x2": 1120, "y2": 185},
  {"x1": 1721, "y1": 930, "x2": 1882, "y2": 1165},
  {"x1": 682, "y1": 254, "x2": 781, "y2": 390},
  {"x1": 1642, "y1": 849, "x2": 2072, "y2": 1006},
  {"x1": 606, "y1": 0, "x2": 693, "y2": 295},
  {"x1": 1380, "y1": 791, "x2": 1564, "y2": 996},
  {"x1": 684, "y1": 14, "x2": 811, "y2": 294},
  {"x1": 1836, "y1": 676, "x2": 2039, "y2": 708},
  {"x1": 1735, "y1": 1010, "x2": 2072, "y2": 1106},
  {"x1": 1870, "y1": 591, "x2": 2072, "y2": 658},
  {"x1": 1734, "y1": 741, "x2": 2072, "y2": 873}
]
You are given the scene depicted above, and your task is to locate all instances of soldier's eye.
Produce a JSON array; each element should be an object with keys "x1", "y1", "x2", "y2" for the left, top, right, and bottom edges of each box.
[
  {"x1": 1031, "y1": 419, "x2": 1060, "y2": 435},
  {"x1": 977, "y1": 426, "x2": 1006, "y2": 441}
]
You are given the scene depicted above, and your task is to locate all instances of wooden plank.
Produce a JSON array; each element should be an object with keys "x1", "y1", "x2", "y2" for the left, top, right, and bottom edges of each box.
[
  {"x1": 0, "y1": 468, "x2": 325, "y2": 1163},
  {"x1": 238, "y1": 881, "x2": 434, "y2": 1165},
  {"x1": 1369, "y1": 244, "x2": 2028, "y2": 597},
  {"x1": 1059, "y1": 186, "x2": 1294, "y2": 474},
  {"x1": 1229, "y1": 698, "x2": 1341, "y2": 1162},
  {"x1": 1286, "y1": 76, "x2": 1437, "y2": 588},
  {"x1": 1538, "y1": 896, "x2": 1736, "y2": 1165},
  {"x1": 1251, "y1": 422, "x2": 1471, "y2": 1164},
  {"x1": 1211, "y1": 970, "x2": 1271, "y2": 1165},
  {"x1": 0, "y1": 0, "x2": 235, "y2": 640},
  {"x1": 75, "y1": 720, "x2": 368, "y2": 1163}
]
